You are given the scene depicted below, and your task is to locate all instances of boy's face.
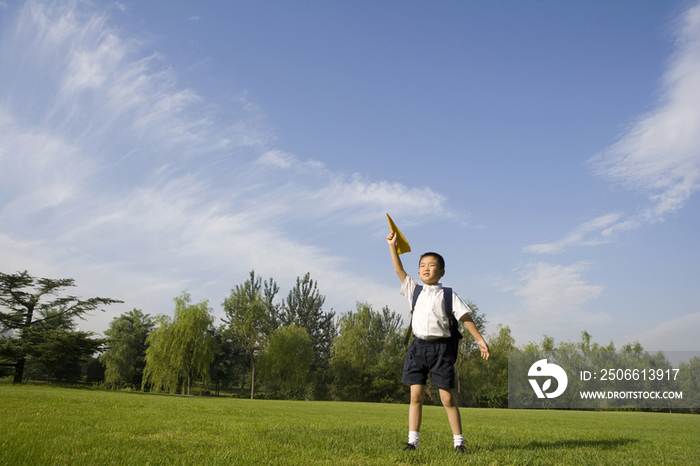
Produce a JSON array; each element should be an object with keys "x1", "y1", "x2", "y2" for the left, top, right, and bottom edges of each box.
[{"x1": 419, "y1": 256, "x2": 444, "y2": 286}]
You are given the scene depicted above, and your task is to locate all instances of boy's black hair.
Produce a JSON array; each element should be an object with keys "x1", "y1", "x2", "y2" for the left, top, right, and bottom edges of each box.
[{"x1": 419, "y1": 252, "x2": 445, "y2": 270}]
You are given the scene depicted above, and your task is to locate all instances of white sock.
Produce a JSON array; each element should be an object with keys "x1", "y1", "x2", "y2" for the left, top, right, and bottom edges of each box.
[
  {"x1": 453, "y1": 434, "x2": 464, "y2": 448},
  {"x1": 408, "y1": 431, "x2": 419, "y2": 448}
]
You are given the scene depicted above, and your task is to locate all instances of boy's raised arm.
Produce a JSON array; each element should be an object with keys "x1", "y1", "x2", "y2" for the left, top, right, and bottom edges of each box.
[{"x1": 386, "y1": 232, "x2": 407, "y2": 284}]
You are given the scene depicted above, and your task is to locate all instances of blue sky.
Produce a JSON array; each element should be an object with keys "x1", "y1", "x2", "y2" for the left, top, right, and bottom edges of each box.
[{"x1": 1, "y1": 0, "x2": 698, "y2": 351}]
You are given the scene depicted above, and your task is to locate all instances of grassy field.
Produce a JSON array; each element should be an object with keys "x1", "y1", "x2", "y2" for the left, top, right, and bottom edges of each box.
[{"x1": 1, "y1": 385, "x2": 698, "y2": 465}]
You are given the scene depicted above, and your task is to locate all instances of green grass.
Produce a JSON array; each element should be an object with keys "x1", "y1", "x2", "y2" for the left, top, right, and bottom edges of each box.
[{"x1": 1, "y1": 385, "x2": 698, "y2": 465}]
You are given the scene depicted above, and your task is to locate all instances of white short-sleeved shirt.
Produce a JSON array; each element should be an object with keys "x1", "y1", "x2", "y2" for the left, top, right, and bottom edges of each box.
[{"x1": 400, "y1": 275, "x2": 472, "y2": 340}]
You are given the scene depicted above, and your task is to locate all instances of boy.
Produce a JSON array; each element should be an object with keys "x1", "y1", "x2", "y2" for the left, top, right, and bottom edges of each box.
[{"x1": 387, "y1": 231, "x2": 490, "y2": 453}]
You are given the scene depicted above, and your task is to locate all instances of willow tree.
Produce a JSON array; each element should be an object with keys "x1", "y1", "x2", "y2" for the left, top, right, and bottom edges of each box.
[
  {"x1": 258, "y1": 324, "x2": 313, "y2": 399},
  {"x1": 142, "y1": 292, "x2": 218, "y2": 395}
]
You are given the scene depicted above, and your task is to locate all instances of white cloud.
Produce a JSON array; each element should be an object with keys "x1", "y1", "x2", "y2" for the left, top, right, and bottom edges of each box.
[
  {"x1": 591, "y1": 4, "x2": 700, "y2": 218},
  {"x1": 0, "y1": 110, "x2": 95, "y2": 220},
  {"x1": 318, "y1": 175, "x2": 445, "y2": 213},
  {"x1": 515, "y1": 262, "x2": 606, "y2": 323},
  {"x1": 523, "y1": 212, "x2": 623, "y2": 254},
  {"x1": 252, "y1": 150, "x2": 449, "y2": 225},
  {"x1": 258, "y1": 150, "x2": 295, "y2": 168},
  {"x1": 485, "y1": 262, "x2": 609, "y2": 345},
  {"x1": 4, "y1": 1, "x2": 256, "y2": 165},
  {"x1": 615, "y1": 312, "x2": 700, "y2": 351},
  {"x1": 188, "y1": 16, "x2": 199, "y2": 21},
  {"x1": 62, "y1": 33, "x2": 125, "y2": 94},
  {"x1": 526, "y1": 2, "x2": 700, "y2": 254}
]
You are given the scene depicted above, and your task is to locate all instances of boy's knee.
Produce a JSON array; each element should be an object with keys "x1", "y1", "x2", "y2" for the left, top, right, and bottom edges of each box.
[
  {"x1": 410, "y1": 387, "x2": 426, "y2": 405},
  {"x1": 439, "y1": 389, "x2": 457, "y2": 407}
]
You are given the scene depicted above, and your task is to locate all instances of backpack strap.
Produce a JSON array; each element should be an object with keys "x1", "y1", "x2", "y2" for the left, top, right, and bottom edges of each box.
[
  {"x1": 443, "y1": 287, "x2": 453, "y2": 317},
  {"x1": 404, "y1": 285, "x2": 423, "y2": 345},
  {"x1": 443, "y1": 287, "x2": 463, "y2": 344},
  {"x1": 412, "y1": 285, "x2": 424, "y2": 314}
]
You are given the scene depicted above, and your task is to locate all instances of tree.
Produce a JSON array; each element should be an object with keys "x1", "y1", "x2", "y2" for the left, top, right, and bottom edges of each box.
[
  {"x1": 222, "y1": 271, "x2": 275, "y2": 399},
  {"x1": 280, "y1": 273, "x2": 335, "y2": 359},
  {"x1": 280, "y1": 273, "x2": 336, "y2": 398},
  {"x1": 100, "y1": 309, "x2": 155, "y2": 389},
  {"x1": 522, "y1": 335, "x2": 557, "y2": 352},
  {"x1": 262, "y1": 277, "x2": 281, "y2": 329},
  {"x1": 458, "y1": 324, "x2": 515, "y2": 408},
  {"x1": 84, "y1": 356, "x2": 106, "y2": 383},
  {"x1": 330, "y1": 303, "x2": 405, "y2": 402},
  {"x1": 209, "y1": 324, "x2": 246, "y2": 396},
  {"x1": 678, "y1": 356, "x2": 700, "y2": 414},
  {"x1": 142, "y1": 292, "x2": 218, "y2": 395},
  {"x1": 20, "y1": 308, "x2": 105, "y2": 382},
  {"x1": 620, "y1": 340, "x2": 645, "y2": 354},
  {"x1": 258, "y1": 324, "x2": 314, "y2": 399},
  {"x1": 453, "y1": 300, "x2": 487, "y2": 398},
  {"x1": 0, "y1": 271, "x2": 122, "y2": 383}
]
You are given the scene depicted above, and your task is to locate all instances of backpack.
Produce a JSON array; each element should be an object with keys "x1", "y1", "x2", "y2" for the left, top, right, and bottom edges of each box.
[{"x1": 404, "y1": 285, "x2": 463, "y2": 354}]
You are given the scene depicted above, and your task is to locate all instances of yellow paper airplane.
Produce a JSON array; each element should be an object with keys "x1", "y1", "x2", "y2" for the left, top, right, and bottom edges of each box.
[{"x1": 386, "y1": 213, "x2": 411, "y2": 255}]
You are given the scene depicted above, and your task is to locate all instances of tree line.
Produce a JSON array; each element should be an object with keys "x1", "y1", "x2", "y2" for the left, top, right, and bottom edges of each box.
[{"x1": 3, "y1": 270, "x2": 694, "y2": 410}]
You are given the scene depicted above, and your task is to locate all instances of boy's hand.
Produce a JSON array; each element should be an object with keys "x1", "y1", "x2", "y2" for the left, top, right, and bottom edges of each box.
[
  {"x1": 387, "y1": 232, "x2": 406, "y2": 282},
  {"x1": 477, "y1": 339, "x2": 490, "y2": 360}
]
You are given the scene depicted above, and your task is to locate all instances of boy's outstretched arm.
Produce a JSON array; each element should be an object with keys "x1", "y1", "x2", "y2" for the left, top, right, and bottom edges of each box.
[
  {"x1": 386, "y1": 232, "x2": 407, "y2": 283},
  {"x1": 460, "y1": 314, "x2": 490, "y2": 360}
]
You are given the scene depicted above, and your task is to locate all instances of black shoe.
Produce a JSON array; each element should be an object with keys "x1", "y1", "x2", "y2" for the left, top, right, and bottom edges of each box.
[
  {"x1": 403, "y1": 443, "x2": 417, "y2": 451},
  {"x1": 455, "y1": 444, "x2": 467, "y2": 453}
]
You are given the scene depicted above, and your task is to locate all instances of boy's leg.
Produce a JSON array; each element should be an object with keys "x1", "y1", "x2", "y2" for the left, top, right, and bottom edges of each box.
[
  {"x1": 409, "y1": 384, "x2": 426, "y2": 432},
  {"x1": 402, "y1": 340, "x2": 428, "y2": 450},
  {"x1": 439, "y1": 388, "x2": 462, "y2": 435}
]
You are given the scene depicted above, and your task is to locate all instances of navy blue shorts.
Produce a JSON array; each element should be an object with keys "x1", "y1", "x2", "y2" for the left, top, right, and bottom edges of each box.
[{"x1": 401, "y1": 337, "x2": 456, "y2": 389}]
